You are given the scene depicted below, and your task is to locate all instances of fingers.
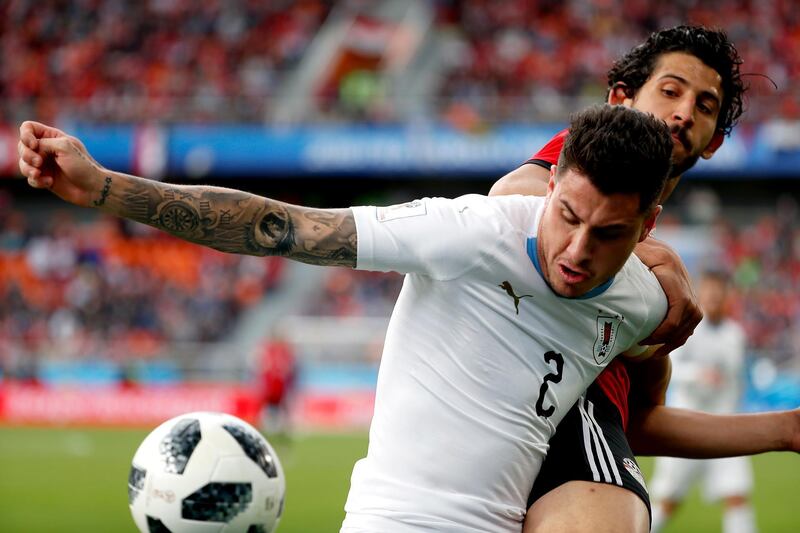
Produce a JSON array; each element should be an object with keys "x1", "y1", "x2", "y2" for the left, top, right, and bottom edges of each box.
[
  {"x1": 36, "y1": 136, "x2": 69, "y2": 156},
  {"x1": 19, "y1": 120, "x2": 65, "y2": 150},
  {"x1": 18, "y1": 140, "x2": 43, "y2": 169},
  {"x1": 650, "y1": 342, "x2": 677, "y2": 360},
  {"x1": 18, "y1": 121, "x2": 69, "y2": 190},
  {"x1": 641, "y1": 317, "x2": 692, "y2": 348},
  {"x1": 26, "y1": 174, "x2": 53, "y2": 189},
  {"x1": 18, "y1": 141, "x2": 41, "y2": 181},
  {"x1": 640, "y1": 304, "x2": 702, "y2": 348},
  {"x1": 18, "y1": 154, "x2": 52, "y2": 188}
]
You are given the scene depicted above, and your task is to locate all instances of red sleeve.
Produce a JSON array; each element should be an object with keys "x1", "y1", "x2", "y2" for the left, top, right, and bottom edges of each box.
[
  {"x1": 595, "y1": 359, "x2": 631, "y2": 430},
  {"x1": 527, "y1": 129, "x2": 569, "y2": 167}
]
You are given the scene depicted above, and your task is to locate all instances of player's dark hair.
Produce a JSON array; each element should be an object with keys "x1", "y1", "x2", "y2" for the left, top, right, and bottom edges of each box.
[
  {"x1": 607, "y1": 25, "x2": 745, "y2": 136},
  {"x1": 557, "y1": 104, "x2": 672, "y2": 212}
]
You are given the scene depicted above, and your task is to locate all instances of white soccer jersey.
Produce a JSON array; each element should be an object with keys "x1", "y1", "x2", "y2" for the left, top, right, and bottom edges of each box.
[
  {"x1": 667, "y1": 317, "x2": 746, "y2": 413},
  {"x1": 342, "y1": 194, "x2": 667, "y2": 533}
]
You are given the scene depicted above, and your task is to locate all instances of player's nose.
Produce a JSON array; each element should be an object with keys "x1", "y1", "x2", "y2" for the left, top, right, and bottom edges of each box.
[
  {"x1": 671, "y1": 97, "x2": 695, "y2": 128},
  {"x1": 566, "y1": 229, "x2": 593, "y2": 264}
]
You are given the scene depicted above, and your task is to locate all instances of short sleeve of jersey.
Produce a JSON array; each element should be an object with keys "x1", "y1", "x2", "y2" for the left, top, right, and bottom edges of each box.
[
  {"x1": 527, "y1": 129, "x2": 569, "y2": 169},
  {"x1": 352, "y1": 194, "x2": 535, "y2": 281},
  {"x1": 620, "y1": 259, "x2": 669, "y2": 359}
]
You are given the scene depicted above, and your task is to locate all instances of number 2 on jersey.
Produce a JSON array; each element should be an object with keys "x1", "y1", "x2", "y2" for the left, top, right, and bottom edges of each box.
[{"x1": 535, "y1": 350, "x2": 564, "y2": 418}]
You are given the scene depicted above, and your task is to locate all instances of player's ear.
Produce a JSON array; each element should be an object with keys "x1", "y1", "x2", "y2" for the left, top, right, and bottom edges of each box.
[
  {"x1": 608, "y1": 82, "x2": 634, "y2": 106},
  {"x1": 701, "y1": 131, "x2": 725, "y2": 159},
  {"x1": 638, "y1": 205, "x2": 662, "y2": 242},
  {"x1": 547, "y1": 165, "x2": 557, "y2": 197}
]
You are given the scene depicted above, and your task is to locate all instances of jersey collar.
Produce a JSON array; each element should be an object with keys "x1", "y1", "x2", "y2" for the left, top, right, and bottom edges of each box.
[{"x1": 526, "y1": 237, "x2": 614, "y2": 300}]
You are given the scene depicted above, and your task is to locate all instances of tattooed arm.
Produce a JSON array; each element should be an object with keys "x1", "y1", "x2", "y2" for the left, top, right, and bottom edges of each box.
[{"x1": 18, "y1": 121, "x2": 356, "y2": 267}]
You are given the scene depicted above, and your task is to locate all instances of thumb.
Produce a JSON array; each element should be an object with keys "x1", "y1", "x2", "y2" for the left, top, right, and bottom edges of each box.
[
  {"x1": 19, "y1": 120, "x2": 67, "y2": 150},
  {"x1": 36, "y1": 136, "x2": 72, "y2": 156}
]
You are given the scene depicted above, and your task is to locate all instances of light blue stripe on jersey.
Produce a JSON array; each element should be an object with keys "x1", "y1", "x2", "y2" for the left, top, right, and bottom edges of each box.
[{"x1": 526, "y1": 237, "x2": 614, "y2": 300}]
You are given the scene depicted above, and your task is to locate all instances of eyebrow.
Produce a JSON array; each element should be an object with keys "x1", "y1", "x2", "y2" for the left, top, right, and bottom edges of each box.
[
  {"x1": 658, "y1": 74, "x2": 722, "y2": 107},
  {"x1": 561, "y1": 199, "x2": 632, "y2": 232},
  {"x1": 561, "y1": 200, "x2": 581, "y2": 222}
]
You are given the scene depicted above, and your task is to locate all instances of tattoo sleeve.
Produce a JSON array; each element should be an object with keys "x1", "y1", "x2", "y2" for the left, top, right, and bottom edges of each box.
[{"x1": 99, "y1": 172, "x2": 357, "y2": 267}]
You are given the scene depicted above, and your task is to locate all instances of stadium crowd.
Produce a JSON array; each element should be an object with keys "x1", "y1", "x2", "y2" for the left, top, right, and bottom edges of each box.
[
  {"x1": 0, "y1": 0, "x2": 333, "y2": 124},
  {"x1": 1, "y1": 0, "x2": 798, "y2": 125},
  {"x1": 436, "y1": 0, "x2": 800, "y2": 123},
  {"x1": 0, "y1": 191, "x2": 284, "y2": 379},
  {"x1": 716, "y1": 208, "x2": 800, "y2": 367}
]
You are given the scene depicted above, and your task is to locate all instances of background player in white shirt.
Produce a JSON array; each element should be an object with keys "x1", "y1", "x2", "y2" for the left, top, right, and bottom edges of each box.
[
  {"x1": 650, "y1": 270, "x2": 756, "y2": 533},
  {"x1": 18, "y1": 105, "x2": 675, "y2": 532}
]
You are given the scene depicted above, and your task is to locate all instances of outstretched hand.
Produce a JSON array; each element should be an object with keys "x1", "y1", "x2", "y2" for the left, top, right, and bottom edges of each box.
[
  {"x1": 18, "y1": 121, "x2": 105, "y2": 207},
  {"x1": 635, "y1": 237, "x2": 702, "y2": 358}
]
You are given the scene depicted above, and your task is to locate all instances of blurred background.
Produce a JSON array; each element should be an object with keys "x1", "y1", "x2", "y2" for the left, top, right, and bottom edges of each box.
[{"x1": 0, "y1": 0, "x2": 799, "y2": 532}]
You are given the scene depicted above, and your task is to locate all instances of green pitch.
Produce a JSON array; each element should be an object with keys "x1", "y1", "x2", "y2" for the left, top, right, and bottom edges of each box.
[{"x1": 0, "y1": 426, "x2": 797, "y2": 532}]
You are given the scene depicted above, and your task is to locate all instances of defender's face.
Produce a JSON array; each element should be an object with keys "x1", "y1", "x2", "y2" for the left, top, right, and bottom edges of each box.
[
  {"x1": 537, "y1": 171, "x2": 658, "y2": 298},
  {"x1": 614, "y1": 52, "x2": 725, "y2": 177}
]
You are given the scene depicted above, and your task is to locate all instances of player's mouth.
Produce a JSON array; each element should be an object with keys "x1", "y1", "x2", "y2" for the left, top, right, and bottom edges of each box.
[
  {"x1": 669, "y1": 126, "x2": 691, "y2": 152},
  {"x1": 558, "y1": 262, "x2": 590, "y2": 285},
  {"x1": 671, "y1": 134, "x2": 688, "y2": 151}
]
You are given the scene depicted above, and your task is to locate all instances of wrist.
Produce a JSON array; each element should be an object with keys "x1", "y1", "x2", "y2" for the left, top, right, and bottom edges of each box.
[
  {"x1": 87, "y1": 167, "x2": 116, "y2": 210},
  {"x1": 786, "y1": 409, "x2": 800, "y2": 452}
]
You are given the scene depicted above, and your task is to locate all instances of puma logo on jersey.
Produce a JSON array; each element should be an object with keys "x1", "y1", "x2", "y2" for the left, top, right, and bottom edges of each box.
[{"x1": 498, "y1": 281, "x2": 534, "y2": 315}]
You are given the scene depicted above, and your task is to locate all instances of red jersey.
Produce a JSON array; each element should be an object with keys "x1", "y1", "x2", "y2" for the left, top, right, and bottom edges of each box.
[
  {"x1": 529, "y1": 129, "x2": 631, "y2": 429},
  {"x1": 259, "y1": 339, "x2": 296, "y2": 405}
]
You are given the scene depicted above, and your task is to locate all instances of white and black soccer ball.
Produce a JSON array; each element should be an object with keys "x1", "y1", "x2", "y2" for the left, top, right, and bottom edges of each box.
[{"x1": 128, "y1": 412, "x2": 285, "y2": 533}]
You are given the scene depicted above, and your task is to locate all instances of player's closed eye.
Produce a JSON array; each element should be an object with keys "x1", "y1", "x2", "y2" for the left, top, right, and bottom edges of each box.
[
  {"x1": 593, "y1": 228, "x2": 627, "y2": 241},
  {"x1": 562, "y1": 210, "x2": 579, "y2": 225}
]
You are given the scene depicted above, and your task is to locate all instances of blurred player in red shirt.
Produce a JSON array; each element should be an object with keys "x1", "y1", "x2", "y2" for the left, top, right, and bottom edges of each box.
[{"x1": 258, "y1": 332, "x2": 297, "y2": 437}]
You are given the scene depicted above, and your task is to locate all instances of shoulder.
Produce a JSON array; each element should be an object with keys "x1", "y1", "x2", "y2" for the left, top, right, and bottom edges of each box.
[
  {"x1": 616, "y1": 256, "x2": 668, "y2": 330},
  {"x1": 619, "y1": 255, "x2": 666, "y2": 299},
  {"x1": 353, "y1": 194, "x2": 542, "y2": 247},
  {"x1": 528, "y1": 128, "x2": 570, "y2": 165},
  {"x1": 452, "y1": 193, "x2": 543, "y2": 229}
]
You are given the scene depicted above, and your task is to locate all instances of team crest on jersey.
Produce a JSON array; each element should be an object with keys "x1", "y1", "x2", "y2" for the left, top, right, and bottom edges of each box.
[
  {"x1": 622, "y1": 457, "x2": 648, "y2": 491},
  {"x1": 593, "y1": 314, "x2": 622, "y2": 364}
]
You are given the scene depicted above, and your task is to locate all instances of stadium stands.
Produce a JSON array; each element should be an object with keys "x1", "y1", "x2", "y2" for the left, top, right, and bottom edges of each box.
[
  {"x1": 1, "y1": 0, "x2": 797, "y2": 125},
  {"x1": 0, "y1": 0, "x2": 333, "y2": 124},
  {"x1": 0, "y1": 192, "x2": 284, "y2": 383},
  {"x1": 434, "y1": 0, "x2": 800, "y2": 123}
]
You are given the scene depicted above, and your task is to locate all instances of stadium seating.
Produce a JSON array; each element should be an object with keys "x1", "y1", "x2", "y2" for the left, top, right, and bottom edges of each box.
[{"x1": 0, "y1": 0, "x2": 797, "y2": 125}]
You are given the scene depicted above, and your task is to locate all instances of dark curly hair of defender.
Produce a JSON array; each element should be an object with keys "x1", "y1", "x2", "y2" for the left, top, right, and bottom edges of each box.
[
  {"x1": 557, "y1": 104, "x2": 673, "y2": 212},
  {"x1": 607, "y1": 25, "x2": 745, "y2": 136}
]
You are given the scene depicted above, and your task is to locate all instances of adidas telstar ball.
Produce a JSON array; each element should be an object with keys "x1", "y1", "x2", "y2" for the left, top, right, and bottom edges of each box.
[{"x1": 128, "y1": 412, "x2": 285, "y2": 533}]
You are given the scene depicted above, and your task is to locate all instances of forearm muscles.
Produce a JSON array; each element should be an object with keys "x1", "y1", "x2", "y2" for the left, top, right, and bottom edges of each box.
[{"x1": 95, "y1": 172, "x2": 357, "y2": 266}]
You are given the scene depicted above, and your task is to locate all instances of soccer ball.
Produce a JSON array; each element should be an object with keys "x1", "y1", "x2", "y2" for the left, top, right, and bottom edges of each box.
[{"x1": 128, "y1": 412, "x2": 285, "y2": 533}]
